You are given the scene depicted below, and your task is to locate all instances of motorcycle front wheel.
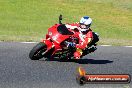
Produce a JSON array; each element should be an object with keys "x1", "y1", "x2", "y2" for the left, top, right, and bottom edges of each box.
[{"x1": 29, "y1": 42, "x2": 47, "y2": 60}]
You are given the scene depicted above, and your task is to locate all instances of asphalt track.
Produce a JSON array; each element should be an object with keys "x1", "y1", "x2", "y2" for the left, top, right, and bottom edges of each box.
[{"x1": 0, "y1": 42, "x2": 131, "y2": 88}]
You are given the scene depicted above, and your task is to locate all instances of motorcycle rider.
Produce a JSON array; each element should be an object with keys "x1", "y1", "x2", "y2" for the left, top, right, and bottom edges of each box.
[{"x1": 66, "y1": 16, "x2": 99, "y2": 59}]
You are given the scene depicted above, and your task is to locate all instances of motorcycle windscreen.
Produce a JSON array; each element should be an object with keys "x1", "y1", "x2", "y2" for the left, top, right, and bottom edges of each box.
[{"x1": 57, "y1": 24, "x2": 74, "y2": 35}]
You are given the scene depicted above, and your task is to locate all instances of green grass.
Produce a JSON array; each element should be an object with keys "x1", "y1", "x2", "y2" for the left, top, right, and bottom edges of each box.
[{"x1": 0, "y1": 0, "x2": 132, "y2": 45}]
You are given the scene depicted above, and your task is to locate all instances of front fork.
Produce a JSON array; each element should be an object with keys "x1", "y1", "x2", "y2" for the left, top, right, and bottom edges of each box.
[
  {"x1": 41, "y1": 39, "x2": 55, "y2": 56},
  {"x1": 41, "y1": 38, "x2": 63, "y2": 58}
]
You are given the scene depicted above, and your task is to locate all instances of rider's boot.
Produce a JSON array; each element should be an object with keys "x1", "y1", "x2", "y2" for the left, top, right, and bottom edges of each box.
[
  {"x1": 74, "y1": 52, "x2": 81, "y2": 59},
  {"x1": 74, "y1": 48, "x2": 82, "y2": 59}
]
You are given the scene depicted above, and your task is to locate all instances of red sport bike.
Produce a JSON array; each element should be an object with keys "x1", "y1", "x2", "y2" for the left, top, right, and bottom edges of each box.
[{"x1": 29, "y1": 15, "x2": 99, "y2": 60}]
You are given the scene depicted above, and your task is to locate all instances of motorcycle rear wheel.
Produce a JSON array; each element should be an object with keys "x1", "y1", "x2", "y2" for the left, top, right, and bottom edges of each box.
[{"x1": 29, "y1": 42, "x2": 47, "y2": 60}]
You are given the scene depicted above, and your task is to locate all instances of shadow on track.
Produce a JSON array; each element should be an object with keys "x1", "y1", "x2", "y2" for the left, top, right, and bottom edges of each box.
[
  {"x1": 76, "y1": 59, "x2": 113, "y2": 64},
  {"x1": 43, "y1": 58, "x2": 113, "y2": 65}
]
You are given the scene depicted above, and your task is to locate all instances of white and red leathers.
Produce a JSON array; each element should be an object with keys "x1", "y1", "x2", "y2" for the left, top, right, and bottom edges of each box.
[{"x1": 66, "y1": 23, "x2": 93, "y2": 59}]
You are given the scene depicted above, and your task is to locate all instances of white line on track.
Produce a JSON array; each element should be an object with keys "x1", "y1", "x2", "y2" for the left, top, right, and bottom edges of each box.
[
  {"x1": 100, "y1": 45, "x2": 112, "y2": 46},
  {"x1": 20, "y1": 42, "x2": 38, "y2": 44},
  {"x1": 124, "y1": 46, "x2": 132, "y2": 48}
]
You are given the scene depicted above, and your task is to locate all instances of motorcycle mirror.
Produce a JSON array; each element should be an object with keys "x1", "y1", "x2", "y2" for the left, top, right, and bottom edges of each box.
[{"x1": 59, "y1": 14, "x2": 62, "y2": 24}]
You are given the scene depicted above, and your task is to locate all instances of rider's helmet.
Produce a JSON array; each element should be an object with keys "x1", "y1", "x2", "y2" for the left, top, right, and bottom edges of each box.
[{"x1": 79, "y1": 16, "x2": 92, "y2": 33}]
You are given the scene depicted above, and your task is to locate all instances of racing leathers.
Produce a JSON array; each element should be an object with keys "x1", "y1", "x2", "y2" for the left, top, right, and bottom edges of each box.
[{"x1": 66, "y1": 23, "x2": 93, "y2": 59}]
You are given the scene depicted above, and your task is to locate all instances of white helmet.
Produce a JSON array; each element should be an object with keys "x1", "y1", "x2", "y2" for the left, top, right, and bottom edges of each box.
[{"x1": 79, "y1": 16, "x2": 92, "y2": 32}]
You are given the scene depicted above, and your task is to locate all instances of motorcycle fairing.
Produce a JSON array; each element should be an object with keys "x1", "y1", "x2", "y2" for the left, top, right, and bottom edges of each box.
[{"x1": 48, "y1": 24, "x2": 74, "y2": 44}]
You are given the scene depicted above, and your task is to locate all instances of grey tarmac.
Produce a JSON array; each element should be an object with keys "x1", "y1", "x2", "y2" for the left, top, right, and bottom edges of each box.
[{"x1": 0, "y1": 42, "x2": 131, "y2": 88}]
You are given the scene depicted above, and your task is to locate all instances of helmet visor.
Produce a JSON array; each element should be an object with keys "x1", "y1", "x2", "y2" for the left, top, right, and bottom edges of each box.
[{"x1": 80, "y1": 23, "x2": 91, "y2": 29}]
